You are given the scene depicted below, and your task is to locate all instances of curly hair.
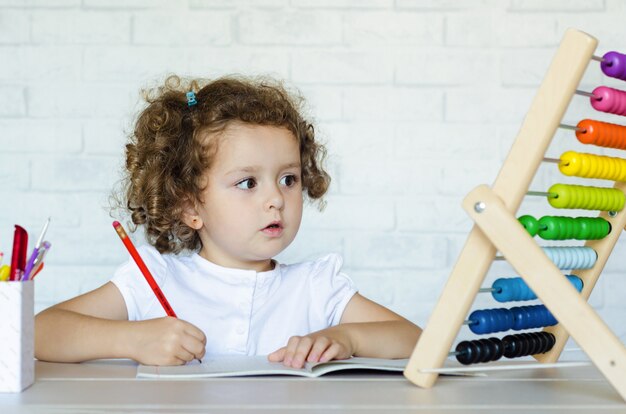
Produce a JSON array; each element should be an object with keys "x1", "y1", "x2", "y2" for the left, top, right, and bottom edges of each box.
[{"x1": 117, "y1": 75, "x2": 330, "y2": 254}]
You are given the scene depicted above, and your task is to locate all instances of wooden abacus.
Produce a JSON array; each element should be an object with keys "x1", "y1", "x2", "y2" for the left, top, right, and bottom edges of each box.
[{"x1": 404, "y1": 28, "x2": 626, "y2": 400}]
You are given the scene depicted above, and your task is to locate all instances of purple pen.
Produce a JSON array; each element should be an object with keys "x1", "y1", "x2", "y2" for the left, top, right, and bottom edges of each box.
[
  {"x1": 26, "y1": 241, "x2": 50, "y2": 280},
  {"x1": 22, "y1": 218, "x2": 50, "y2": 281}
]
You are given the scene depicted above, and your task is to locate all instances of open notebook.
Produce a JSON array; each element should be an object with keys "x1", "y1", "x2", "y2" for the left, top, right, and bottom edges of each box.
[{"x1": 137, "y1": 356, "x2": 408, "y2": 378}]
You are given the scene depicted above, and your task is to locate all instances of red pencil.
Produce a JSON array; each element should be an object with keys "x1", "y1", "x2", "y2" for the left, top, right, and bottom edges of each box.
[{"x1": 112, "y1": 221, "x2": 177, "y2": 318}]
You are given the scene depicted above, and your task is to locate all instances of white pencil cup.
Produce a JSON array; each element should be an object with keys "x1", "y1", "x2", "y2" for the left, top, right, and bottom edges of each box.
[{"x1": 0, "y1": 280, "x2": 34, "y2": 392}]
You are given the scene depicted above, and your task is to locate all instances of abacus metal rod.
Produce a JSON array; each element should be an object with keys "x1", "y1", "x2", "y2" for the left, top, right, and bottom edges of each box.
[
  {"x1": 591, "y1": 55, "x2": 606, "y2": 63},
  {"x1": 559, "y1": 123, "x2": 585, "y2": 132},
  {"x1": 542, "y1": 157, "x2": 561, "y2": 164},
  {"x1": 575, "y1": 89, "x2": 600, "y2": 100},
  {"x1": 542, "y1": 156, "x2": 575, "y2": 167},
  {"x1": 526, "y1": 190, "x2": 558, "y2": 198}
]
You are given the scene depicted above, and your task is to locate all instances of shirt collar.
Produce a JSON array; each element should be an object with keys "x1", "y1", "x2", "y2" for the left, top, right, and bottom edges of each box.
[{"x1": 189, "y1": 253, "x2": 280, "y2": 284}]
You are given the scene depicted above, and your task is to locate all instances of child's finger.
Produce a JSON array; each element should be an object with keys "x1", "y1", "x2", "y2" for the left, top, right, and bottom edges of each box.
[
  {"x1": 319, "y1": 343, "x2": 343, "y2": 363},
  {"x1": 291, "y1": 337, "x2": 314, "y2": 368},
  {"x1": 181, "y1": 335, "x2": 206, "y2": 359},
  {"x1": 307, "y1": 337, "x2": 331, "y2": 362},
  {"x1": 183, "y1": 323, "x2": 207, "y2": 344},
  {"x1": 268, "y1": 347, "x2": 286, "y2": 362},
  {"x1": 158, "y1": 356, "x2": 187, "y2": 366},
  {"x1": 197, "y1": 347, "x2": 206, "y2": 359},
  {"x1": 283, "y1": 336, "x2": 303, "y2": 365},
  {"x1": 175, "y1": 346, "x2": 196, "y2": 363}
]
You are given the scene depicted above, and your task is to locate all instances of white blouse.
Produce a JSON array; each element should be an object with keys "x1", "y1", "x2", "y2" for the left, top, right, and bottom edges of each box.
[{"x1": 110, "y1": 245, "x2": 358, "y2": 356}]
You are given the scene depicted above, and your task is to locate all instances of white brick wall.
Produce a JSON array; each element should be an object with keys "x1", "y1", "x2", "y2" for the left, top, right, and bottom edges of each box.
[{"x1": 1, "y1": 1, "x2": 626, "y2": 345}]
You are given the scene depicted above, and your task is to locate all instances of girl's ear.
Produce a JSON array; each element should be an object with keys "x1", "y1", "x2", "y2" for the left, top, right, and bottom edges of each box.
[{"x1": 181, "y1": 202, "x2": 204, "y2": 230}]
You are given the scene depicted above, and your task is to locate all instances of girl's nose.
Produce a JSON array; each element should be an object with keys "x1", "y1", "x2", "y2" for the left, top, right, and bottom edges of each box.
[{"x1": 265, "y1": 184, "x2": 285, "y2": 211}]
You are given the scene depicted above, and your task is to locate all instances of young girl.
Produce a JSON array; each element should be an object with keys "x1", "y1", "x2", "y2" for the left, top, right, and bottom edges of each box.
[{"x1": 35, "y1": 75, "x2": 421, "y2": 368}]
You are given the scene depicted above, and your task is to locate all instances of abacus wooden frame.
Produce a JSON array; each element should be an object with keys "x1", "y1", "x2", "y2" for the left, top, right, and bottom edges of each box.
[{"x1": 403, "y1": 28, "x2": 626, "y2": 400}]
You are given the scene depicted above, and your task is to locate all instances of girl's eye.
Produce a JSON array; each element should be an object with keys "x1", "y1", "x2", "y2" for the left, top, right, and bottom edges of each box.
[
  {"x1": 236, "y1": 178, "x2": 256, "y2": 190},
  {"x1": 280, "y1": 174, "x2": 298, "y2": 187}
]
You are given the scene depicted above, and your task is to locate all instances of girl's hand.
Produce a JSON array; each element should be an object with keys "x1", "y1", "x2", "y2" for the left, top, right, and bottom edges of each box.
[
  {"x1": 267, "y1": 328, "x2": 355, "y2": 368},
  {"x1": 128, "y1": 317, "x2": 206, "y2": 366}
]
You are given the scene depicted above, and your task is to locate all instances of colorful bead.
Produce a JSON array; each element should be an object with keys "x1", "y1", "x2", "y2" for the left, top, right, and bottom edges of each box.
[
  {"x1": 601, "y1": 51, "x2": 626, "y2": 81},
  {"x1": 591, "y1": 86, "x2": 626, "y2": 116},
  {"x1": 548, "y1": 183, "x2": 625, "y2": 211},
  {"x1": 576, "y1": 119, "x2": 626, "y2": 150},
  {"x1": 558, "y1": 151, "x2": 626, "y2": 182}
]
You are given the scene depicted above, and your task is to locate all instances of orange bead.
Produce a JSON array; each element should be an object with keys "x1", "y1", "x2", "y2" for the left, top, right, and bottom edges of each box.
[{"x1": 576, "y1": 119, "x2": 626, "y2": 150}]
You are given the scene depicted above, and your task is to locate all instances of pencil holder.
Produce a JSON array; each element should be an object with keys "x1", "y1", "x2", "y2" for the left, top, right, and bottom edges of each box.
[{"x1": 0, "y1": 280, "x2": 34, "y2": 392}]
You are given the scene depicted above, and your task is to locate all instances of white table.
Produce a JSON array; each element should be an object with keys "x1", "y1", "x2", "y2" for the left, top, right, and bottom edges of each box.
[{"x1": 0, "y1": 360, "x2": 625, "y2": 413}]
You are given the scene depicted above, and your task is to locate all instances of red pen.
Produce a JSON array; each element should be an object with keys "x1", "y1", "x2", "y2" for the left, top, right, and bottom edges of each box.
[
  {"x1": 112, "y1": 221, "x2": 177, "y2": 317},
  {"x1": 31, "y1": 262, "x2": 44, "y2": 279},
  {"x1": 9, "y1": 225, "x2": 28, "y2": 281}
]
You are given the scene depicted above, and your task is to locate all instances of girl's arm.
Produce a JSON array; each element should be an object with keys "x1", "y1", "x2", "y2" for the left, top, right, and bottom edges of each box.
[
  {"x1": 336, "y1": 293, "x2": 422, "y2": 358},
  {"x1": 268, "y1": 293, "x2": 421, "y2": 368},
  {"x1": 35, "y1": 282, "x2": 206, "y2": 365}
]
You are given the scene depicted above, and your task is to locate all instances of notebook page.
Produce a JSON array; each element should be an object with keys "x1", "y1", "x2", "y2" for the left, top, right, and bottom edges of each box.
[
  {"x1": 308, "y1": 357, "x2": 408, "y2": 376},
  {"x1": 138, "y1": 355, "x2": 314, "y2": 378}
]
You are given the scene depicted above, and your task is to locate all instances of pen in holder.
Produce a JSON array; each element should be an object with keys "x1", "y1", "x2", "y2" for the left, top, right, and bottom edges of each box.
[{"x1": 0, "y1": 280, "x2": 34, "y2": 392}]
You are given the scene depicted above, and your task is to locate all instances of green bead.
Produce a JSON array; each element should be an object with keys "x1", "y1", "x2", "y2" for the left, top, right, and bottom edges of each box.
[
  {"x1": 576, "y1": 217, "x2": 591, "y2": 239},
  {"x1": 518, "y1": 215, "x2": 539, "y2": 236},
  {"x1": 538, "y1": 216, "x2": 560, "y2": 240},
  {"x1": 561, "y1": 217, "x2": 577, "y2": 239},
  {"x1": 547, "y1": 184, "x2": 570, "y2": 209},
  {"x1": 579, "y1": 217, "x2": 610, "y2": 239}
]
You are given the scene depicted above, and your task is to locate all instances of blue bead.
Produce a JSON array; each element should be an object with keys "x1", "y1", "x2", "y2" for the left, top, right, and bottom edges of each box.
[{"x1": 186, "y1": 91, "x2": 197, "y2": 107}]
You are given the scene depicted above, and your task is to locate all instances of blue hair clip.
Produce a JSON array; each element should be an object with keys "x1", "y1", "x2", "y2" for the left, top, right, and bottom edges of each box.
[{"x1": 186, "y1": 91, "x2": 197, "y2": 107}]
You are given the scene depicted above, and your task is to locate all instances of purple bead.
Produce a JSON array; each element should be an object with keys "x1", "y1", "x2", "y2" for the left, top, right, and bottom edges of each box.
[{"x1": 601, "y1": 51, "x2": 626, "y2": 81}]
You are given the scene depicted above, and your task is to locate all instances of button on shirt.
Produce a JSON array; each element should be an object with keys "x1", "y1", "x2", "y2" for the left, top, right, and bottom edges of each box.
[{"x1": 110, "y1": 245, "x2": 358, "y2": 357}]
